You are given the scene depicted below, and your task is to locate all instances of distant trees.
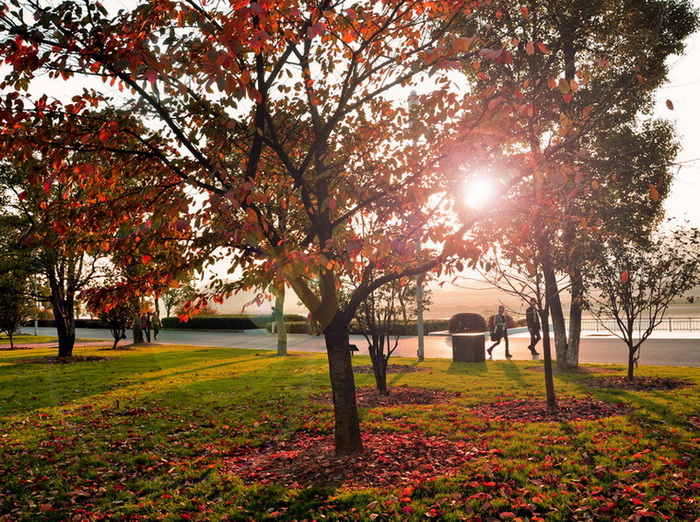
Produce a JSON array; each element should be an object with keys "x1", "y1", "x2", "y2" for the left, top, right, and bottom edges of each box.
[
  {"x1": 353, "y1": 276, "x2": 429, "y2": 395},
  {"x1": 0, "y1": 274, "x2": 33, "y2": 348},
  {"x1": 455, "y1": 0, "x2": 698, "y2": 370},
  {"x1": 96, "y1": 297, "x2": 138, "y2": 350},
  {"x1": 584, "y1": 229, "x2": 700, "y2": 380}
]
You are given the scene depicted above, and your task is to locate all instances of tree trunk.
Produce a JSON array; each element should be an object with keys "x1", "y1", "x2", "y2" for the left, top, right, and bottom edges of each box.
[
  {"x1": 543, "y1": 263, "x2": 569, "y2": 369},
  {"x1": 627, "y1": 344, "x2": 638, "y2": 381},
  {"x1": 274, "y1": 293, "x2": 287, "y2": 356},
  {"x1": 53, "y1": 297, "x2": 76, "y2": 357},
  {"x1": 323, "y1": 313, "x2": 363, "y2": 455},
  {"x1": 539, "y1": 309, "x2": 557, "y2": 413},
  {"x1": 132, "y1": 303, "x2": 144, "y2": 344},
  {"x1": 566, "y1": 272, "x2": 583, "y2": 369}
]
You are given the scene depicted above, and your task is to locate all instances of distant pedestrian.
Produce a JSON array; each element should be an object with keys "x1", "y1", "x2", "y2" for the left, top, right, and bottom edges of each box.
[
  {"x1": 151, "y1": 314, "x2": 161, "y2": 340},
  {"x1": 525, "y1": 298, "x2": 541, "y2": 355},
  {"x1": 488, "y1": 305, "x2": 512, "y2": 358},
  {"x1": 141, "y1": 313, "x2": 151, "y2": 343}
]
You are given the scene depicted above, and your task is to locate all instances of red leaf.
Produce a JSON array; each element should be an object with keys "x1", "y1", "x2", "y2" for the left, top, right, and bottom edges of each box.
[
  {"x1": 666, "y1": 99, "x2": 674, "y2": 110},
  {"x1": 621, "y1": 271, "x2": 629, "y2": 284},
  {"x1": 142, "y1": 255, "x2": 152, "y2": 264}
]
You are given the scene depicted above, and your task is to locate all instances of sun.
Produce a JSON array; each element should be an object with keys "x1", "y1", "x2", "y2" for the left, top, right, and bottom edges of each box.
[{"x1": 463, "y1": 177, "x2": 496, "y2": 210}]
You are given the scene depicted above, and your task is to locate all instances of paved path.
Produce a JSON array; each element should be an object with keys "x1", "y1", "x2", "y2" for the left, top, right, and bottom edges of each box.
[{"x1": 19, "y1": 327, "x2": 700, "y2": 368}]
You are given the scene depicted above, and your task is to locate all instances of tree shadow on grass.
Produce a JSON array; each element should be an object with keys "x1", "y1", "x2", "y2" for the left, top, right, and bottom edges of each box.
[{"x1": 446, "y1": 361, "x2": 490, "y2": 376}]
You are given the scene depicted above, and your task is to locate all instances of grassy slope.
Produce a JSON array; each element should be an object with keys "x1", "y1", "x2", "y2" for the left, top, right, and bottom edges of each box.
[{"x1": 0, "y1": 344, "x2": 698, "y2": 521}]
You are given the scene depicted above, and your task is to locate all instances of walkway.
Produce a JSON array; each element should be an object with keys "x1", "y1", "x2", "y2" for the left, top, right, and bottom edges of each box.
[{"x1": 19, "y1": 327, "x2": 700, "y2": 368}]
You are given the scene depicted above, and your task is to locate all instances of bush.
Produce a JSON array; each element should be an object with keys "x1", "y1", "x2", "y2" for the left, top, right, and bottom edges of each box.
[
  {"x1": 486, "y1": 314, "x2": 519, "y2": 331},
  {"x1": 348, "y1": 319, "x2": 449, "y2": 336},
  {"x1": 162, "y1": 315, "x2": 270, "y2": 330},
  {"x1": 448, "y1": 313, "x2": 488, "y2": 333}
]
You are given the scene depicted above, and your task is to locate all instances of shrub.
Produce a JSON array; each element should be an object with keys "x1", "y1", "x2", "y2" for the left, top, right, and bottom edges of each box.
[
  {"x1": 448, "y1": 313, "x2": 488, "y2": 333},
  {"x1": 486, "y1": 314, "x2": 519, "y2": 331},
  {"x1": 161, "y1": 315, "x2": 273, "y2": 330},
  {"x1": 348, "y1": 319, "x2": 449, "y2": 336}
]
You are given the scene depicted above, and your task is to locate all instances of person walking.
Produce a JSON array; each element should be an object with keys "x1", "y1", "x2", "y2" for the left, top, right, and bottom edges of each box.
[
  {"x1": 525, "y1": 298, "x2": 541, "y2": 355},
  {"x1": 141, "y1": 313, "x2": 151, "y2": 343},
  {"x1": 488, "y1": 305, "x2": 512, "y2": 358}
]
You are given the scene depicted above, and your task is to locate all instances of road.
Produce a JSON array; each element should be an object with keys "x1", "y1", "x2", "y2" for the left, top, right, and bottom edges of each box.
[{"x1": 21, "y1": 326, "x2": 700, "y2": 368}]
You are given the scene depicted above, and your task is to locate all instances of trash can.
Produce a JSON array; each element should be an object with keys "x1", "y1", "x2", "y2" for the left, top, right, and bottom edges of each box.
[{"x1": 452, "y1": 333, "x2": 486, "y2": 362}]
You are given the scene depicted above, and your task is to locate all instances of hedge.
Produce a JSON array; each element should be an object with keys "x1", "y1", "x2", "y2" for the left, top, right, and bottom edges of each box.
[
  {"x1": 448, "y1": 313, "x2": 488, "y2": 333},
  {"x1": 161, "y1": 314, "x2": 306, "y2": 330},
  {"x1": 348, "y1": 319, "x2": 449, "y2": 336}
]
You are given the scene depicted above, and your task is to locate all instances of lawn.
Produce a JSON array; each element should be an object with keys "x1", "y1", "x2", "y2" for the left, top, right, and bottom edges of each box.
[{"x1": 0, "y1": 343, "x2": 698, "y2": 521}]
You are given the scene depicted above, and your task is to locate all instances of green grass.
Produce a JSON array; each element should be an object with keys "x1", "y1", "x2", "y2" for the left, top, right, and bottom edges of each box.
[
  {"x1": 1, "y1": 344, "x2": 698, "y2": 520},
  {"x1": 0, "y1": 334, "x2": 57, "y2": 345}
]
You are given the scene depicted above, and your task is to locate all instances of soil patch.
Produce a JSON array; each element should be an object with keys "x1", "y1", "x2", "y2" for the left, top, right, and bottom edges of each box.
[
  {"x1": 585, "y1": 376, "x2": 693, "y2": 391},
  {"x1": 226, "y1": 430, "x2": 485, "y2": 489},
  {"x1": 471, "y1": 397, "x2": 631, "y2": 422},
  {"x1": 354, "y1": 364, "x2": 428, "y2": 374},
  {"x1": 14, "y1": 355, "x2": 111, "y2": 364},
  {"x1": 315, "y1": 385, "x2": 460, "y2": 408}
]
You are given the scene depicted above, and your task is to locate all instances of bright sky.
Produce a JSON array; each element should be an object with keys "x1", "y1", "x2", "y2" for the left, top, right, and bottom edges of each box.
[{"x1": 658, "y1": 0, "x2": 700, "y2": 228}]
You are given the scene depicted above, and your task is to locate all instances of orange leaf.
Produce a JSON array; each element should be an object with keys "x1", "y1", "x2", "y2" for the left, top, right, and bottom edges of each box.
[
  {"x1": 649, "y1": 184, "x2": 660, "y2": 202},
  {"x1": 621, "y1": 271, "x2": 629, "y2": 284}
]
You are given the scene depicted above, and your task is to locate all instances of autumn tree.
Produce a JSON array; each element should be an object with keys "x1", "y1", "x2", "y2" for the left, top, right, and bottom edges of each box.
[
  {"x1": 352, "y1": 275, "x2": 429, "y2": 395},
  {"x1": 454, "y1": 0, "x2": 698, "y2": 370},
  {"x1": 584, "y1": 228, "x2": 700, "y2": 380},
  {"x1": 1, "y1": 0, "x2": 521, "y2": 454},
  {"x1": 94, "y1": 294, "x2": 138, "y2": 350}
]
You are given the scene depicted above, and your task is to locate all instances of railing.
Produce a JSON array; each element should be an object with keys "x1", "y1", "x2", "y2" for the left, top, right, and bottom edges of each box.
[{"x1": 579, "y1": 317, "x2": 700, "y2": 332}]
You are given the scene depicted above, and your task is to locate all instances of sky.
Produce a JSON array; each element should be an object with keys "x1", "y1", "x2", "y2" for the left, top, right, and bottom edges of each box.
[
  {"x1": 214, "y1": 1, "x2": 700, "y2": 317},
  {"x1": 658, "y1": 0, "x2": 700, "y2": 227}
]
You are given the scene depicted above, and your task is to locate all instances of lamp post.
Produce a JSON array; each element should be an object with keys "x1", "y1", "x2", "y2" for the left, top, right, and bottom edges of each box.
[{"x1": 408, "y1": 90, "x2": 425, "y2": 361}]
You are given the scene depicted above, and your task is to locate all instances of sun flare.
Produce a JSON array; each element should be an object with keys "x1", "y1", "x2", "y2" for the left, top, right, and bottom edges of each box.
[{"x1": 463, "y1": 178, "x2": 496, "y2": 209}]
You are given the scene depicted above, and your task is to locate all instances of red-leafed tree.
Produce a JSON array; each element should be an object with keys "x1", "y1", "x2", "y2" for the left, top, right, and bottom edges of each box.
[
  {"x1": 0, "y1": 110, "x2": 193, "y2": 356},
  {"x1": 0, "y1": 1, "x2": 554, "y2": 453}
]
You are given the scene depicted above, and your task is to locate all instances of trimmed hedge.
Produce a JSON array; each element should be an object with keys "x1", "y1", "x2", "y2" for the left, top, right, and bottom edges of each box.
[
  {"x1": 32, "y1": 319, "x2": 107, "y2": 328},
  {"x1": 161, "y1": 314, "x2": 306, "y2": 330},
  {"x1": 486, "y1": 314, "x2": 519, "y2": 330},
  {"x1": 348, "y1": 319, "x2": 449, "y2": 336},
  {"x1": 448, "y1": 313, "x2": 488, "y2": 333}
]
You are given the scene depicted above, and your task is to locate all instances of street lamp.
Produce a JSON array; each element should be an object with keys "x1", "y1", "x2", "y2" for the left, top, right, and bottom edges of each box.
[{"x1": 408, "y1": 90, "x2": 425, "y2": 361}]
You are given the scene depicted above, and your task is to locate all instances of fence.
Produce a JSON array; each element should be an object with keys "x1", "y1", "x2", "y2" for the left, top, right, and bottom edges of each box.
[{"x1": 579, "y1": 317, "x2": 700, "y2": 332}]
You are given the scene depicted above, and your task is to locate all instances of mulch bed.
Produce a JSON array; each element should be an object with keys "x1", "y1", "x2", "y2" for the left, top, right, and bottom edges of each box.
[
  {"x1": 226, "y1": 430, "x2": 486, "y2": 490},
  {"x1": 354, "y1": 364, "x2": 428, "y2": 374},
  {"x1": 14, "y1": 355, "x2": 111, "y2": 364},
  {"x1": 584, "y1": 376, "x2": 693, "y2": 391},
  {"x1": 315, "y1": 385, "x2": 460, "y2": 408},
  {"x1": 470, "y1": 397, "x2": 631, "y2": 423}
]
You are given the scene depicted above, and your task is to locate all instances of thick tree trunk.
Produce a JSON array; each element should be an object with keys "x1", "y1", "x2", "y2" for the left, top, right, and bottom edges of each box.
[
  {"x1": 543, "y1": 263, "x2": 569, "y2": 369},
  {"x1": 274, "y1": 293, "x2": 287, "y2": 356},
  {"x1": 324, "y1": 314, "x2": 363, "y2": 455},
  {"x1": 132, "y1": 298, "x2": 144, "y2": 344},
  {"x1": 53, "y1": 298, "x2": 76, "y2": 357}
]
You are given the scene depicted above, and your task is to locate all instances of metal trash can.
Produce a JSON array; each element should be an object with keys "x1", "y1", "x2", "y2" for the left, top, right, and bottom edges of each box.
[{"x1": 452, "y1": 333, "x2": 486, "y2": 362}]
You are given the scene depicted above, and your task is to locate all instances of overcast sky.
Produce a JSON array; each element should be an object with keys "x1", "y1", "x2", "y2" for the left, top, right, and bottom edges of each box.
[{"x1": 658, "y1": 0, "x2": 700, "y2": 228}]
